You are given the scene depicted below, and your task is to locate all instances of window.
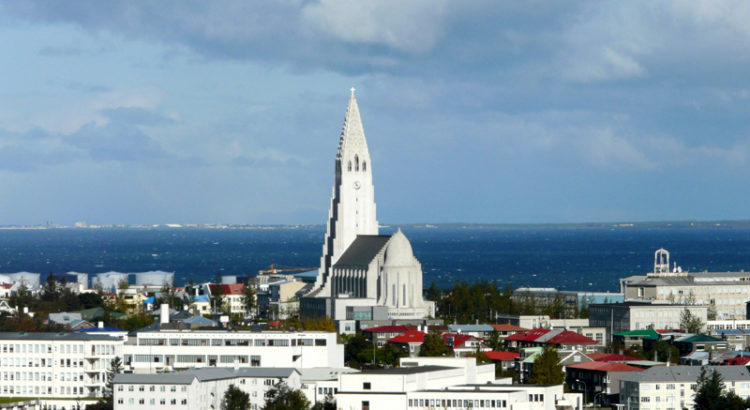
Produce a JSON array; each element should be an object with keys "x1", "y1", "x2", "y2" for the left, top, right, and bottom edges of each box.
[
  {"x1": 362, "y1": 401, "x2": 369, "y2": 410},
  {"x1": 363, "y1": 382, "x2": 371, "y2": 390},
  {"x1": 362, "y1": 161, "x2": 366, "y2": 171},
  {"x1": 355, "y1": 155, "x2": 359, "y2": 171},
  {"x1": 347, "y1": 161, "x2": 352, "y2": 172}
]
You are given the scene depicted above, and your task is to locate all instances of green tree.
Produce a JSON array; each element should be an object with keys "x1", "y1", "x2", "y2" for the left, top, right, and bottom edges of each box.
[
  {"x1": 311, "y1": 394, "x2": 336, "y2": 410},
  {"x1": 425, "y1": 282, "x2": 441, "y2": 301},
  {"x1": 486, "y1": 330, "x2": 503, "y2": 351},
  {"x1": 79, "y1": 292, "x2": 104, "y2": 309},
  {"x1": 419, "y1": 333, "x2": 449, "y2": 357},
  {"x1": 345, "y1": 333, "x2": 370, "y2": 368},
  {"x1": 680, "y1": 308, "x2": 705, "y2": 334},
  {"x1": 528, "y1": 345, "x2": 564, "y2": 385},
  {"x1": 262, "y1": 382, "x2": 311, "y2": 410},
  {"x1": 694, "y1": 367, "x2": 724, "y2": 410},
  {"x1": 222, "y1": 384, "x2": 250, "y2": 410}
]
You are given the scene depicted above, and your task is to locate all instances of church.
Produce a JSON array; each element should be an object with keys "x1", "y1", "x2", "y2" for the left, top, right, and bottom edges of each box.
[{"x1": 301, "y1": 90, "x2": 435, "y2": 320}]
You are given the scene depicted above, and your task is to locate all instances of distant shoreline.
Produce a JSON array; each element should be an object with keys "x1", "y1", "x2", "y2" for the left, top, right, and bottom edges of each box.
[{"x1": 2, "y1": 220, "x2": 750, "y2": 230}]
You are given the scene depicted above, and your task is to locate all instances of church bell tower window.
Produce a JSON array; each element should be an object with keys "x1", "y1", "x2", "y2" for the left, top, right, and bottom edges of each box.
[
  {"x1": 355, "y1": 155, "x2": 359, "y2": 171},
  {"x1": 362, "y1": 161, "x2": 367, "y2": 171},
  {"x1": 347, "y1": 161, "x2": 352, "y2": 172}
]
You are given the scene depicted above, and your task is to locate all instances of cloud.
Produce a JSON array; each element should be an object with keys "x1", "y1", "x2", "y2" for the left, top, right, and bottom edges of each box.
[{"x1": 301, "y1": 0, "x2": 449, "y2": 53}]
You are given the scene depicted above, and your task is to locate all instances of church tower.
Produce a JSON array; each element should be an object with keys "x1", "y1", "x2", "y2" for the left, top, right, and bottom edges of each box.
[{"x1": 313, "y1": 89, "x2": 379, "y2": 295}]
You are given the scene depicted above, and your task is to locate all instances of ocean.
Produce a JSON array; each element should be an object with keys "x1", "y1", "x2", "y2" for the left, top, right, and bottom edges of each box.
[{"x1": 1, "y1": 227, "x2": 750, "y2": 292}]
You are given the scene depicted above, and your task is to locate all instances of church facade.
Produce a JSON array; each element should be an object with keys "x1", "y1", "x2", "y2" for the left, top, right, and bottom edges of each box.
[{"x1": 301, "y1": 90, "x2": 435, "y2": 320}]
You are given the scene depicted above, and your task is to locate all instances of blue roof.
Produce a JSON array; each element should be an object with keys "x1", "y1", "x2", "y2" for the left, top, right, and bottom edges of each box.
[
  {"x1": 182, "y1": 315, "x2": 217, "y2": 325},
  {"x1": 192, "y1": 295, "x2": 209, "y2": 303},
  {"x1": 73, "y1": 326, "x2": 126, "y2": 332},
  {"x1": 143, "y1": 296, "x2": 155, "y2": 304},
  {"x1": 712, "y1": 329, "x2": 745, "y2": 335}
]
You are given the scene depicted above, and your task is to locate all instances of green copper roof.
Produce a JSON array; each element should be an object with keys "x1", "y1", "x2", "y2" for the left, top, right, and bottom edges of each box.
[{"x1": 613, "y1": 329, "x2": 660, "y2": 339}]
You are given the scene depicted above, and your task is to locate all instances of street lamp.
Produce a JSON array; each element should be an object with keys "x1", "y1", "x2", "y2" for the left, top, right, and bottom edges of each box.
[
  {"x1": 575, "y1": 379, "x2": 588, "y2": 407},
  {"x1": 593, "y1": 391, "x2": 604, "y2": 409}
]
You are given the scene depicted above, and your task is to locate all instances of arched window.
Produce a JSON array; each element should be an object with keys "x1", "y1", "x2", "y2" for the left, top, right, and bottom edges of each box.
[
  {"x1": 354, "y1": 155, "x2": 359, "y2": 171},
  {"x1": 362, "y1": 161, "x2": 367, "y2": 171},
  {"x1": 347, "y1": 161, "x2": 352, "y2": 172}
]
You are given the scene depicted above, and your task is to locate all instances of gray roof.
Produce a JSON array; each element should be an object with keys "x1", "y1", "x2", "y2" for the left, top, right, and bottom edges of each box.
[
  {"x1": 0, "y1": 332, "x2": 119, "y2": 341},
  {"x1": 620, "y1": 366, "x2": 750, "y2": 383},
  {"x1": 300, "y1": 367, "x2": 360, "y2": 382},
  {"x1": 114, "y1": 367, "x2": 299, "y2": 385},
  {"x1": 361, "y1": 365, "x2": 454, "y2": 375},
  {"x1": 333, "y1": 235, "x2": 391, "y2": 268},
  {"x1": 48, "y1": 312, "x2": 83, "y2": 325}
]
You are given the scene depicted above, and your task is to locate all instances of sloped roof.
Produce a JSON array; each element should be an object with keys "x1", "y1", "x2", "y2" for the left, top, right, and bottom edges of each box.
[
  {"x1": 567, "y1": 361, "x2": 643, "y2": 372},
  {"x1": 388, "y1": 330, "x2": 426, "y2": 344},
  {"x1": 620, "y1": 365, "x2": 750, "y2": 383},
  {"x1": 547, "y1": 330, "x2": 597, "y2": 345},
  {"x1": 613, "y1": 329, "x2": 660, "y2": 339},
  {"x1": 333, "y1": 235, "x2": 391, "y2": 268},
  {"x1": 728, "y1": 355, "x2": 750, "y2": 365},
  {"x1": 505, "y1": 328, "x2": 595, "y2": 344},
  {"x1": 587, "y1": 353, "x2": 641, "y2": 362},
  {"x1": 505, "y1": 328, "x2": 550, "y2": 342},
  {"x1": 675, "y1": 334, "x2": 724, "y2": 343},
  {"x1": 442, "y1": 333, "x2": 474, "y2": 348},
  {"x1": 114, "y1": 367, "x2": 299, "y2": 385},
  {"x1": 484, "y1": 351, "x2": 520, "y2": 361},
  {"x1": 448, "y1": 324, "x2": 495, "y2": 333},
  {"x1": 209, "y1": 283, "x2": 244, "y2": 295},
  {"x1": 491, "y1": 323, "x2": 528, "y2": 332}
]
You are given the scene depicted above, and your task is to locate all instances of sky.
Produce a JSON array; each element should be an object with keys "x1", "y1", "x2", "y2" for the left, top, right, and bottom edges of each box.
[{"x1": 1, "y1": 1, "x2": 750, "y2": 225}]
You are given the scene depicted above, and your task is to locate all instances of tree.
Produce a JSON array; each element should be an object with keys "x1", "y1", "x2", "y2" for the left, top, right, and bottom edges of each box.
[
  {"x1": 680, "y1": 308, "x2": 705, "y2": 334},
  {"x1": 262, "y1": 382, "x2": 311, "y2": 410},
  {"x1": 118, "y1": 278, "x2": 129, "y2": 290},
  {"x1": 88, "y1": 357, "x2": 124, "y2": 410},
  {"x1": 311, "y1": 394, "x2": 336, "y2": 410},
  {"x1": 425, "y1": 282, "x2": 441, "y2": 301},
  {"x1": 486, "y1": 330, "x2": 503, "y2": 351},
  {"x1": 419, "y1": 333, "x2": 449, "y2": 357},
  {"x1": 79, "y1": 292, "x2": 104, "y2": 309},
  {"x1": 695, "y1": 367, "x2": 724, "y2": 410},
  {"x1": 528, "y1": 345, "x2": 565, "y2": 385},
  {"x1": 222, "y1": 384, "x2": 250, "y2": 410}
]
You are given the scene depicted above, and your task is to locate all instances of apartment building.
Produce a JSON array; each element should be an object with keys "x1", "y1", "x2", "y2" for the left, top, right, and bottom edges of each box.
[
  {"x1": 619, "y1": 365, "x2": 750, "y2": 410},
  {"x1": 336, "y1": 357, "x2": 580, "y2": 410},
  {"x1": 0, "y1": 332, "x2": 122, "y2": 398},
  {"x1": 589, "y1": 302, "x2": 708, "y2": 342},
  {"x1": 113, "y1": 367, "x2": 300, "y2": 410},
  {"x1": 123, "y1": 328, "x2": 343, "y2": 373}
]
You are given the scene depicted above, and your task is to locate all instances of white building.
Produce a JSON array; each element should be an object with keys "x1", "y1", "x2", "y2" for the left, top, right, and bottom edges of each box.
[
  {"x1": 113, "y1": 367, "x2": 300, "y2": 410},
  {"x1": 621, "y1": 248, "x2": 750, "y2": 320},
  {"x1": 589, "y1": 301, "x2": 708, "y2": 342},
  {"x1": 619, "y1": 365, "x2": 750, "y2": 410},
  {"x1": 336, "y1": 357, "x2": 580, "y2": 410},
  {"x1": 0, "y1": 332, "x2": 122, "y2": 398},
  {"x1": 303, "y1": 90, "x2": 434, "y2": 320},
  {"x1": 122, "y1": 328, "x2": 344, "y2": 373}
]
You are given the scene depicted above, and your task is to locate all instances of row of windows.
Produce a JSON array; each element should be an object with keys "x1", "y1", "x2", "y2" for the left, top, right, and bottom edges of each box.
[
  {"x1": 408, "y1": 398, "x2": 511, "y2": 408},
  {"x1": 118, "y1": 398, "x2": 187, "y2": 405},
  {"x1": 0, "y1": 343, "x2": 115, "y2": 355},
  {"x1": 138, "y1": 338, "x2": 326, "y2": 347},
  {"x1": 347, "y1": 156, "x2": 367, "y2": 172},
  {"x1": 2, "y1": 385, "x2": 84, "y2": 395},
  {"x1": 120, "y1": 385, "x2": 187, "y2": 392}
]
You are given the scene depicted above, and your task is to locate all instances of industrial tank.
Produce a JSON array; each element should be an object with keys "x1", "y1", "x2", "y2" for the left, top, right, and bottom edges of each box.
[
  {"x1": 8, "y1": 272, "x2": 41, "y2": 288},
  {"x1": 95, "y1": 271, "x2": 129, "y2": 291},
  {"x1": 134, "y1": 271, "x2": 174, "y2": 286}
]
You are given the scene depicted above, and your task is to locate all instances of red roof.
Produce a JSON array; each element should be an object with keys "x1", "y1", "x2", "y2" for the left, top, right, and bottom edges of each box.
[
  {"x1": 485, "y1": 351, "x2": 520, "y2": 361},
  {"x1": 209, "y1": 284, "x2": 244, "y2": 295},
  {"x1": 567, "y1": 361, "x2": 643, "y2": 372},
  {"x1": 492, "y1": 323, "x2": 528, "y2": 332},
  {"x1": 388, "y1": 330, "x2": 426, "y2": 344},
  {"x1": 728, "y1": 355, "x2": 750, "y2": 365},
  {"x1": 442, "y1": 333, "x2": 474, "y2": 348},
  {"x1": 587, "y1": 353, "x2": 641, "y2": 362},
  {"x1": 505, "y1": 328, "x2": 596, "y2": 345},
  {"x1": 505, "y1": 329, "x2": 550, "y2": 342},
  {"x1": 363, "y1": 325, "x2": 414, "y2": 333},
  {"x1": 547, "y1": 330, "x2": 597, "y2": 345},
  {"x1": 1, "y1": 283, "x2": 12, "y2": 289}
]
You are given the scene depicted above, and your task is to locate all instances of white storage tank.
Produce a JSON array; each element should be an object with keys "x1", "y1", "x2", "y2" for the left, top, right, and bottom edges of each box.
[
  {"x1": 8, "y1": 272, "x2": 41, "y2": 288},
  {"x1": 0, "y1": 274, "x2": 12, "y2": 284},
  {"x1": 134, "y1": 271, "x2": 174, "y2": 286},
  {"x1": 95, "y1": 271, "x2": 129, "y2": 291},
  {"x1": 221, "y1": 275, "x2": 237, "y2": 284},
  {"x1": 65, "y1": 272, "x2": 89, "y2": 288}
]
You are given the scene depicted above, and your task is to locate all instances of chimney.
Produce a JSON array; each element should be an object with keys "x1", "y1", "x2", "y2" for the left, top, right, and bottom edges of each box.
[
  {"x1": 160, "y1": 304, "x2": 170, "y2": 324},
  {"x1": 98, "y1": 321, "x2": 104, "y2": 329}
]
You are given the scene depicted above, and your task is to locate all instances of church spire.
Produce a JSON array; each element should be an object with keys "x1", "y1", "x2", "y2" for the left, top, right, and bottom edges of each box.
[{"x1": 337, "y1": 88, "x2": 369, "y2": 161}]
